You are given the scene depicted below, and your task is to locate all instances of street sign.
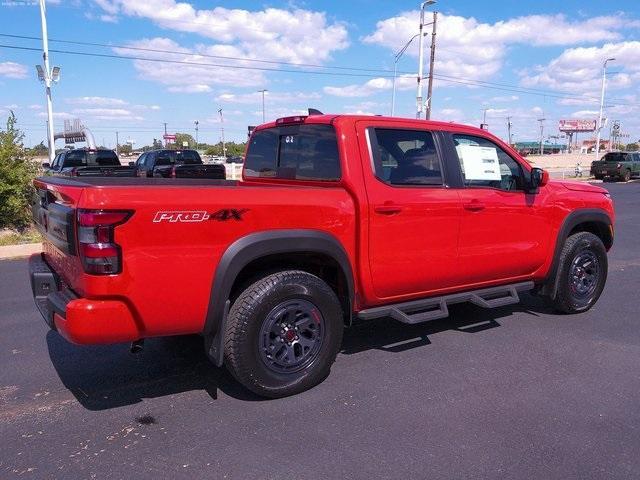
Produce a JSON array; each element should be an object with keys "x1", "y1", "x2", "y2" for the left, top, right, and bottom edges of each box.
[{"x1": 558, "y1": 119, "x2": 596, "y2": 132}]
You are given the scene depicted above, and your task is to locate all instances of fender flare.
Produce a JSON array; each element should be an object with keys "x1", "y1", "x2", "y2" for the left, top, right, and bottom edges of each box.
[
  {"x1": 542, "y1": 208, "x2": 613, "y2": 299},
  {"x1": 203, "y1": 229, "x2": 354, "y2": 366}
]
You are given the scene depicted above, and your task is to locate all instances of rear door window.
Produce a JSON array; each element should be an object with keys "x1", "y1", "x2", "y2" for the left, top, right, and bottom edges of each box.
[
  {"x1": 367, "y1": 128, "x2": 443, "y2": 186},
  {"x1": 245, "y1": 124, "x2": 340, "y2": 181}
]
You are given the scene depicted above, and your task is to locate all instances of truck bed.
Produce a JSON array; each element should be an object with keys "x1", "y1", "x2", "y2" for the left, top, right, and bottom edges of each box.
[{"x1": 37, "y1": 176, "x2": 239, "y2": 187}]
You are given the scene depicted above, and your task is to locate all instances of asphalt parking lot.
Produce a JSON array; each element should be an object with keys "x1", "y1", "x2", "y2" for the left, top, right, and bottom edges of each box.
[{"x1": 1, "y1": 181, "x2": 639, "y2": 479}]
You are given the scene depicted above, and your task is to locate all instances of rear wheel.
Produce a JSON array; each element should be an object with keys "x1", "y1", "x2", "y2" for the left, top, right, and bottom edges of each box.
[
  {"x1": 593, "y1": 174, "x2": 604, "y2": 180},
  {"x1": 551, "y1": 232, "x2": 607, "y2": 314},
  {"x1": 224, "y1": 270, "x2": 343, "y2": 398}
]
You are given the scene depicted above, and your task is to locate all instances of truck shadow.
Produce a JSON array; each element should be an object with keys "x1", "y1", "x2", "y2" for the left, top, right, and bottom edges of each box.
[
  {"x1": 45, "y1": 332, "x2": 260, "y2": 409},
  {"x1": 46, "y1": 293, "x2": 553, "y2": 409}
]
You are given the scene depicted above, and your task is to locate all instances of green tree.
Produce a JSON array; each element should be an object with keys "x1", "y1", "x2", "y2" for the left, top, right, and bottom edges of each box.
[
  {"x1": 173, "y1": 133, "x2": 195, "y2": 149},
  {"x1": 29, "y1": 141, "x2": 48, "y2": 156},
  {"x1": 0, "y1": 112, "x2": 38, "y2": 231},
  {"x1": 118, "y1": 143, "x2": 132, "y2": 155},
  {"x1": 625, "y1": 143, "x2": 638, "y2": 152}
]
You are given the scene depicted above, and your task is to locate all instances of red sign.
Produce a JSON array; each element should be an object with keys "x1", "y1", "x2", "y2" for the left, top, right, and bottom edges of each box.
[
  {"x1": 558, "y1": 119, "x2": 596, "y2": 132},
  {"x1": 163, "y1": 134, "x2": 176, "y2": 141}
]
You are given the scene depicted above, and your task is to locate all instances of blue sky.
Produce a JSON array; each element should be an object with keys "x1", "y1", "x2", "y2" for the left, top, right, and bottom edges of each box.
[{"x1": 1, "y1": 0, "x2": 639, "y2": 148}]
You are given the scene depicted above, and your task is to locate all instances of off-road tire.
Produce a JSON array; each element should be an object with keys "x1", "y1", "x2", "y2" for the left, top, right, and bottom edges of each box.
[
  {"x1": 224, "y1": 270, "x2": 343, "y2": 398},
  {"x1": 551, "y1": 232, "x2": 607, "y2": 314}
]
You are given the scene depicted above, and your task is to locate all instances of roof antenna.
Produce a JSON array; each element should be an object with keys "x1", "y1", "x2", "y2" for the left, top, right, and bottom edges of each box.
[{"x1": 308, "y1": 108, "x2": 323, "y2": 116}]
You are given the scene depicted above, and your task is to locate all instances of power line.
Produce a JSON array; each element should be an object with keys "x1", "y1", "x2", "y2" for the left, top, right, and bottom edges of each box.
[
  {"x1": 1, "y1": 33, "x2": 633, "y2": 105},
  {"x1": 0, "y1": 33, "x2": 398, "y2": 74},
  {"x1": 3, "y1": 38, "x2": 638, "y2": 109}
]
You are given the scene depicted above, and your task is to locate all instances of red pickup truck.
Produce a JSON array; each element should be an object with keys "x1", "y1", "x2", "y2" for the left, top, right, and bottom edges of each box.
[{"x1": 29, "y1": 113, "x2": 615, "y2": 398}]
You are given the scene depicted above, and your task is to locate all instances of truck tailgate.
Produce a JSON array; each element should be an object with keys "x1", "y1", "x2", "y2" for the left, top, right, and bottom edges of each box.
[{"x1": 32, "y1": 178, "x2": 84, "y2": 287}]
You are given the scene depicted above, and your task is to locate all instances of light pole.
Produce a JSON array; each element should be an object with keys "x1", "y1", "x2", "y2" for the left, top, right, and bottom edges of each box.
[
  {"x1": 416, "y1": 0, "x2": 436, "y2": 119},
  {"x1": 425, "y1": 11, "x2": 438, "y2": 120},
  {"x1": 218, "y1": 108, "x2": 226, "y2": 158},
  {"x1": 36, "y1": 0, "x2": 60, "y2": 162},
  {"x1": 595, "y1": 57, "x2": 615, "y2": 159},
  {"x1": 257, "y1": 89, "x2": 268, "y2": 123},
  {"x1": 391, "y1": 34, "x2": 419, "y2": 116},
  {"x1": 538, "y1": 117, "x2": 546, "y2": 155},
  {"x1": 194, "y1": 120, "x2": 199, "y2": 149}
]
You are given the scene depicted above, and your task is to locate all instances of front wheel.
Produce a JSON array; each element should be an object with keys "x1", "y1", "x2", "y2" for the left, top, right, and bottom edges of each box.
[
  {"x1": 550, "y1": 232, "x2": 607, "y2": 313},
  {"x1": 622, "y1": 169, "x2": 631, "y2": 182},
  {"x1": 224, "y1": 270, "x2": 344, "y2": 398}
]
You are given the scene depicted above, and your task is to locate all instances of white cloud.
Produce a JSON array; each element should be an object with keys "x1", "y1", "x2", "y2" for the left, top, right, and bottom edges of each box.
[
  {"x1": 71, "y1": 108, "x2": 144, "y2": 121},
  {"x1": 113, "y1": 37, "x2": 267, "y2": 91},
  {"x1": 93, "y1": 1, "x2": 348, "y2": 64},
  {"x1": 38, "y1": 111, "x2": 75, "y2": 120},
  {"x1": 520, "y1": 41, "x2": 640, "y2": 97},
  {"x1": 363, "y1": 12, "x2": 632, "y2": 83},
  {"x1": 324, "y1": 74, "x2": 414, "y2": 98},
  {"x1": 66, "y1": 96, "x2": 129, "y2": 106},
  {"x1": 28, "y1": 104, "x2": 43, "y2": 110},
  {"x1": 490, "y1": 95, "x2": 519, "y2": 102},
  {"x1": 570, "y1": 110, "x2": 600, "y2": 118},
  {"x1": 215, "y1": 91, "x2": 321, "y2": 105},
  {"x1": 0, "y1": 61, "x2": 28, "y2": 79}
]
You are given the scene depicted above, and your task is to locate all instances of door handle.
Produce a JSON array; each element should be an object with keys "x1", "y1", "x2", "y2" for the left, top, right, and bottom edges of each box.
[
  {"x1": 374, "y1": 205, "x2": 402, "y2": 215},
  {"x1": 463, "y1": 201, "x2": 485, "y2": 212}
]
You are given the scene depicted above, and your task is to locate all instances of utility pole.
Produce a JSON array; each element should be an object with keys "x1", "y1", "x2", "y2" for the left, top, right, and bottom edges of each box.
[
  {"x1": 115, "y1": 131, "x2": 119, "y2": 156},
  {"x1": 194, "y1": 120, "x2": 199, "y2": 149},
  {"x1": 38, "y1": 0, "x2": 56, "y2": 162},
  {"x1": 425, "y1": 11, "x2": 437, "y2": 120},
  {"x1": 596, "y1": 57, "x2": 615, "y2": 160},
  {"x1": 257, "y1": 89, "x2": 268, "y2": 123},
  {"x1": 506, "y1": 116, "x2": 513, "y2": 146},
  {"x1": 416, "y1": 0, "x2": 436, "y2": 119},
  {"x1": 163, "y1": 122, "x2": 167, "y2": 147},
  {"x1": 218, "y1": 108, "x2": 226, "y2": 158},
  {"x1": 538, "y1": 117, "x2": 546, "y2": 155}
]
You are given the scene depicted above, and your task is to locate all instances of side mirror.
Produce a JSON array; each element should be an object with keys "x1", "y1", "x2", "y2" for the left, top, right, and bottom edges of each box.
[
  {"x1": 42, "y1": 162, "x2": 50, "y2": 169},
  {"x1": 530, "y1": 167, "x2": 549, "y2": 190},
  {"x1": 128, "y1": 161, "x2": 135, "y2": 166}
]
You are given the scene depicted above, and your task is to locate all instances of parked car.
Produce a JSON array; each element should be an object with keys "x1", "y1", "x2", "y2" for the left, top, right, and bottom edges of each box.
[
  {"x1": 590, "y1": 151, "x2": 640, "y2": 181},
  {"x1": 133, "y1": 149, "x2": 226, "y2": 179},
  {"x1": 44, "y1": 148, "x2": 136, "y2": 177},
  {"x1": 29, "y1": 112, "x2": 614, "y2": 398}
]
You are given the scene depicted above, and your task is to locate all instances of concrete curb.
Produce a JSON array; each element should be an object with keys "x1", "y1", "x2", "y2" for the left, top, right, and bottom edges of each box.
[{"x1": 0, "y1": 243, "x2": 42, "y2": 260}]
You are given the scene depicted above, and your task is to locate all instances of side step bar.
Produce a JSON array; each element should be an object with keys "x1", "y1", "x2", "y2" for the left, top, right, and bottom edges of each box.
[{"x1": 357, "y1": 281, "x2": 534, "y2": 325}]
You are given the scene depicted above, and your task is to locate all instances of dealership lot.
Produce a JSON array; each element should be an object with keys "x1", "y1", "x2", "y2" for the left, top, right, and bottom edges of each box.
[{"x1": 1, "y1": 181, "x2": 639, "y2": 479}]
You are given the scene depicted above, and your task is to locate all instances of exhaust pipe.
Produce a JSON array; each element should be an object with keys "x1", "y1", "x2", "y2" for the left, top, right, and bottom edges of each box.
[{"x1": 130, "y1": 339, "x2": 144, "y2": 354}]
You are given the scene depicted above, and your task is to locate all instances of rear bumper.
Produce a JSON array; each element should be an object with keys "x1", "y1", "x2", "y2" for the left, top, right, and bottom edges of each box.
[{"x1": 28, "y1": 253, "x2": 141, "y2": 344}]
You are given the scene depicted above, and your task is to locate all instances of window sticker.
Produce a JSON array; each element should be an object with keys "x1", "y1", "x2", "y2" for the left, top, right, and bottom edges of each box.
[{"x1": 456, "y1": 144, "x2": 501, "y2": 181}]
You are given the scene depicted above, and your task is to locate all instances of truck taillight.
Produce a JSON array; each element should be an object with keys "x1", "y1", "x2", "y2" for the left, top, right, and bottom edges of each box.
[
  {"x1": 77, "y1": 209, "x2": 132, "y2": 275},
  {"x1": 170, "y1": 166, "x2": 177, "y2": 178}
]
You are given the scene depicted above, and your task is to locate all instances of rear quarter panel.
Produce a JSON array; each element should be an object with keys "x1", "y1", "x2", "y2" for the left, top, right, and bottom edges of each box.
[{"x1": 75, "y1": 184, "x2": 356, "y2": 337}]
